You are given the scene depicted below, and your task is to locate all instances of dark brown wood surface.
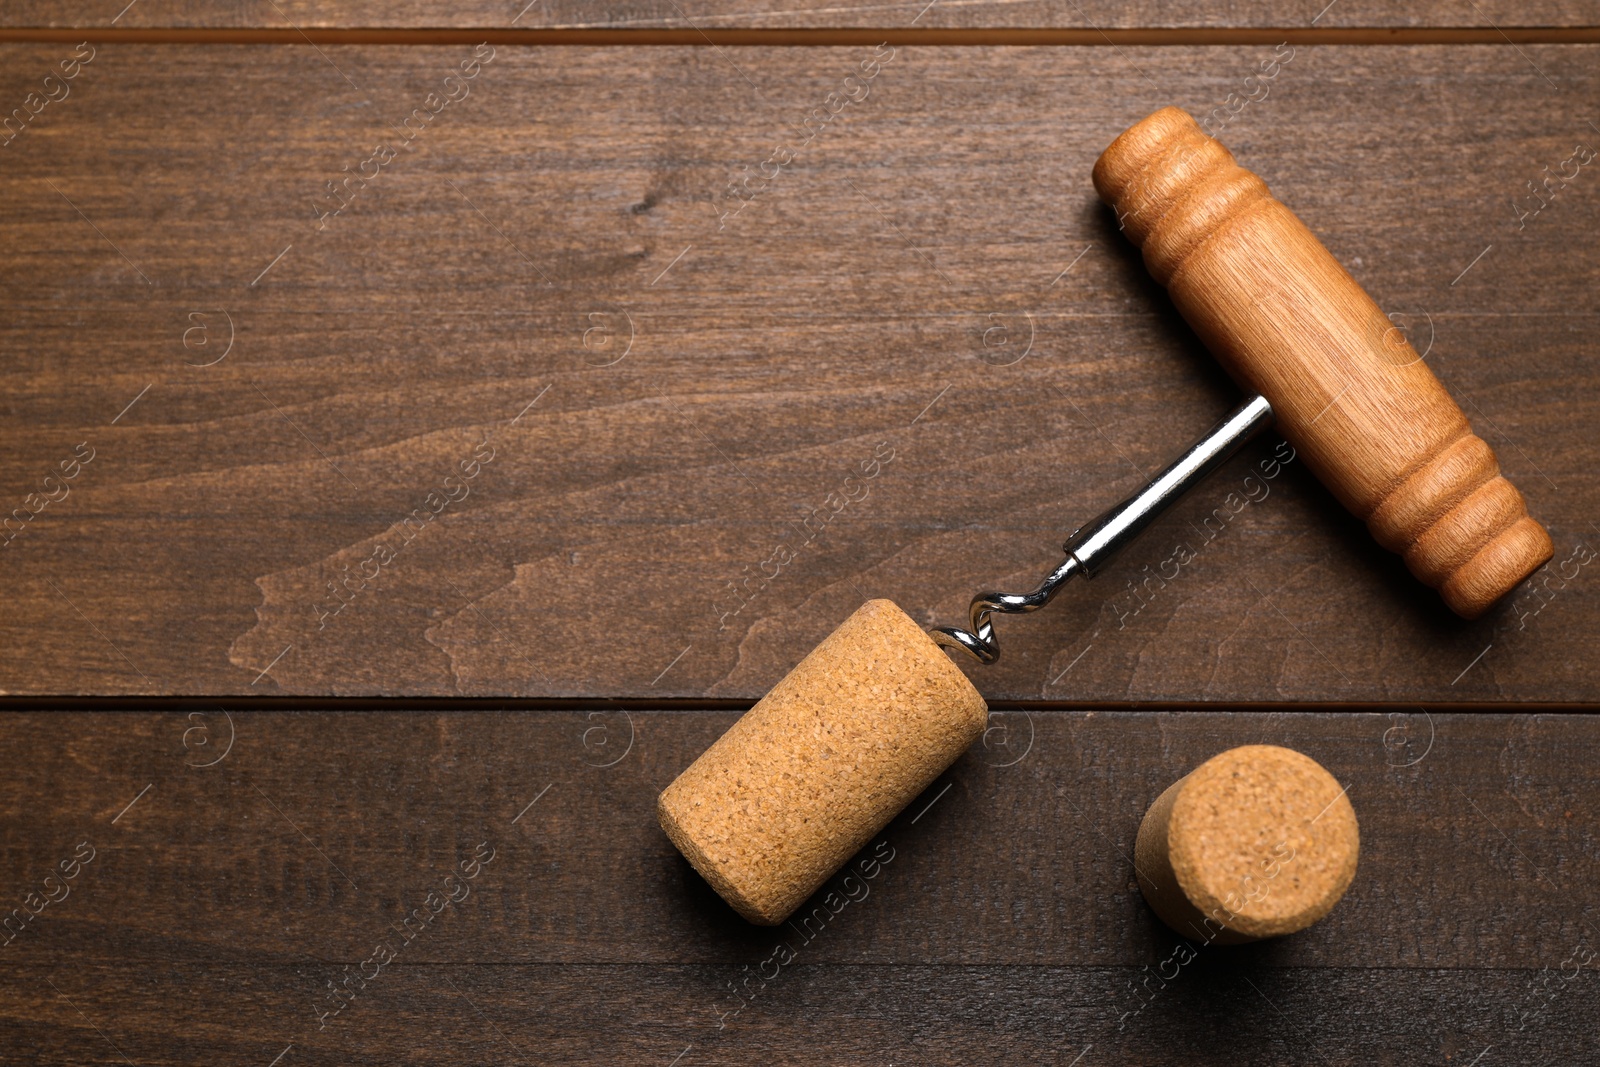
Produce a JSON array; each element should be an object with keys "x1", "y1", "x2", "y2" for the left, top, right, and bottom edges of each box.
[
  {"x1": 5, "y1": 1, "x2": 1600, "y2": 30},
  {"x1": 1, "y1": 709, "x2": 1596, "y2": 1065},
  {"x1": 1, "y1": 42, "x2": 1596, "y2": 701},
  {"x1": 4, "y1": 20, "x2": 1598, "y2": 1067}
]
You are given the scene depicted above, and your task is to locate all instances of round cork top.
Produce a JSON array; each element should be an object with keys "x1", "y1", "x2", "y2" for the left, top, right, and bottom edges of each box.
[{"x1": 1167, "y1": 745, "x2": 1358, "y2": 940}]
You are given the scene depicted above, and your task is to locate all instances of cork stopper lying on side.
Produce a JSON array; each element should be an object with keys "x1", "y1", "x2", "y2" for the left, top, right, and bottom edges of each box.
[
  {"x1": 658, "y1": 598, "x2": 988, "y2": 925},
  {"x1": 1134, "y1": 745, "x2": 1358, "y2": 945}
]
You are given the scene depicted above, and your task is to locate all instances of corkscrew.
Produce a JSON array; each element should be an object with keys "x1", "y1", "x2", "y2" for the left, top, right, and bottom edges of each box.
[
  {"x1": 659, "y1": 106, "x2": 1553, "y2": 928},
  {"x1": 930, "y1": 394, "x2": 1275, "y2": 662}
]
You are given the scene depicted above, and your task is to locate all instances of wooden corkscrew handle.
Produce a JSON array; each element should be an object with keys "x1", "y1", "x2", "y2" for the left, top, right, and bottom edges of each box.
[{"x1": 1094, "y1": 107, "x2": 1552, "y2": 619}]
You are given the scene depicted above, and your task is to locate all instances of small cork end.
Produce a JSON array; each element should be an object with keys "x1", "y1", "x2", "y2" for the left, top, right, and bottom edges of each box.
[
  {"x1": 658, "y1": 599, "x2": 987, "y2": 925},
  {"x1": 1136, "y1": 745, "x2": 1358, "y2": 945}
]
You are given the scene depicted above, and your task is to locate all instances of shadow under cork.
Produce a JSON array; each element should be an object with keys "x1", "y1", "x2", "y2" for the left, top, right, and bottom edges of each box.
[
  {"x1": 664, "y1": 853, "x2": 777, "y2": 953},
  {"x1": 1108, "y1": 921, "x2": 1325, "y2": 1058}
]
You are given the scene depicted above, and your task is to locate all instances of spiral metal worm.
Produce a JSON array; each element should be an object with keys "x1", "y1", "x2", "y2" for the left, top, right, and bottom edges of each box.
[
  {"x1": 930, "y1": 556, "x2": 1082, "y2": 664},
  {"x1": 930, "y1": 395, "x2": 1275, "y2": 664}
]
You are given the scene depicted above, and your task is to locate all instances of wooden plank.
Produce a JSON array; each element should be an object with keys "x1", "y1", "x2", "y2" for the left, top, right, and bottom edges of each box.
[
  {"x1": 1, "y1": 709, "x2": 1596, "y2": 1063},
  {"x1": 0, "y1": 43, "x2": 1596, "y2": 700},
  {"x1": 3, "y1": 1, "x2": 1598, "y2": 31}
]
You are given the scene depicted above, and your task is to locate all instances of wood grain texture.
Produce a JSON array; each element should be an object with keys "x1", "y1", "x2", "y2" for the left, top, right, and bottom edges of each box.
[
  {"x1": 0, "y1": 43, "x2": 1596, "y2": 701},
  {"x1": 4, "y1": 1, "x2": 1600, "y2": 30},
  {"x1": 0, "y1": 709, "x2": 1596, "y2": 1064}
]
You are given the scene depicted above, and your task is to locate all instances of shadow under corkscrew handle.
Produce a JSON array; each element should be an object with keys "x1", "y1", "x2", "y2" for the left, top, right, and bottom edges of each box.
[{"x1": 1093, "y1": 107, "x2": 1552, "y2": 618}]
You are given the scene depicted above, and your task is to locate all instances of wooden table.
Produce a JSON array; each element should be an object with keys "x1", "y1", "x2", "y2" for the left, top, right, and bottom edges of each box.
[{"x1": 1, "y1": 6, "x2": 1596, "y2": 1064}]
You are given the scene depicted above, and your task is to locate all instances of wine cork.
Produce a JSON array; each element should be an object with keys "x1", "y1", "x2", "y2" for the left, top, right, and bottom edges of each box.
[
  {"x1": 658, "y1": 598, "x2": 987, "y2": 924},
  {"x1": 1134, "y1": 745, "x2": 1358, "y2": 944}
]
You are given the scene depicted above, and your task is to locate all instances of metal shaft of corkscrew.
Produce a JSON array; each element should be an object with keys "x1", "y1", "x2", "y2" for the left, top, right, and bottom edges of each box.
[{"x1": 931, "y1": 394, "x2": 1275, "y2": 663}]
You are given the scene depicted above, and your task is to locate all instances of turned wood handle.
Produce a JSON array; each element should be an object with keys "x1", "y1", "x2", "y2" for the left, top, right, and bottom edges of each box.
[{"x1": 1093, "y1": 107, "x2": 1552, "y2": 619}]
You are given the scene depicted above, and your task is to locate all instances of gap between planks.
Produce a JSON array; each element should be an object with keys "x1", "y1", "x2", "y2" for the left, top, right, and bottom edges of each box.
[
  {"x1": 0, "y1": 26, "x2": 1598, "y2": 46},
  {"x1": 1, "y1": 697, "x2": 1597, "y2": 714}
]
